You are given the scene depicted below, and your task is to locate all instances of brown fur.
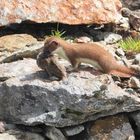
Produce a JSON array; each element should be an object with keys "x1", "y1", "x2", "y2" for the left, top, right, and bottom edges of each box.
[
  {"x1": 37, "y1": 52, "x2": 67, "y2": 80},
  {"x1": 43, "y1": 37, "x2": 139, "y2": 78}
]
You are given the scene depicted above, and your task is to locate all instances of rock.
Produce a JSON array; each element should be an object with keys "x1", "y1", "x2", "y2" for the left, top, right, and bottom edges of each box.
[
  {"x1": 128, "y1": 77, "x2": 140, "y2": 88},
  {"x1": 118, "y1": 17, "x2": 130, "y2": 30},
  {"x1": 116, "y1": 48, "x2": 125, "y2": 57},
  {"x1": 133, "y1": 54, "x2": 140, "y2": 65},
  {"x1": 130, "y1": 65, "x2": 140, "y2": 73},
  {"x1": 0, "y1": 41, "x2": 43, "y2": 63},
  {"x1": 7, "y1": 130, "x2": 45, "y2": 140},
  {"x1": 121, "y1": 8, "x2": 140, "y2": 31},
  {"x1": 67, "y1": 129, "x2": 89, "y2": 140},
  {"x1": 0, "y1": 34, "x2": 42, "y2": 63},
  {"x1": 20, "y1": 131, "x2": 45, "y2": 140},
  {"x1": 0, "y1": 59, "x2": 140, "y2": 127},
  {"x1": 129, "y1": 30, "x2": 140, "y2": 40},
  {"x1": 121, "y1": 0, "x2": 140, "y2": 10},
  {"x1": 128, "y1": 136, "x2": 135, "y2": 140},
  {"x1": 125, "y1": 88, "x2": 135, "y2": 94},
  {"x1": 0, "y1": 122, "x2": 17, "y2": 132},
  {"x1": 45, "y1": 126, "x2": 67, "y2": 140},
  {"x1": 104, "y1": 32, "x2": 122, "y2": 44},
  {"x1": 129, "y1": 111, "x2": 140, "y2": 137},
  {"x1": 0, "y1": 34, "x2": 37, "y2": 52},
  {"x1": 0, "y1": 0, "x2": 122, "y2": 26},
  {"x1": 62, "y1": 125, "x2": 84, "y2": 136},
  {"x1": 4, "y1": 123, "x2": 17, "y2": 131},
  {"x1": 88, "y1": 115, "x2": 135, "y2": 140},
  {"x1": 0, "y1": 59, "x2": 41, "y2": 82},
  {"x1": 0, "y1": 133, "x2": 17, "y2": 140},
  {"x1": 74, "y1": 37, "x2": 91, "y2": 43},
  {"x1": 0, "y1": 122, "x2": 5, "y2": 133}
]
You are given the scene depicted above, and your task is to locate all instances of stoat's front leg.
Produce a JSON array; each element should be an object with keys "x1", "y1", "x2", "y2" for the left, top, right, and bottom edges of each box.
[{"x1": 67, "y1": 59, "x2": 81, "y2": 72}]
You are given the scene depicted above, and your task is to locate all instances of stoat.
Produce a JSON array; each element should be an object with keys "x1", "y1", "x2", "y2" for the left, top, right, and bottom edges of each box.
[{"x1": 42, "y1": 37, "x2": 139, "y2": 78}]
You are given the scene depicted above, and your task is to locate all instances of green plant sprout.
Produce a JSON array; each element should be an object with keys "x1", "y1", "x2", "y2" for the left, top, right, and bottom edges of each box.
[
  {"x1": 118, "y1": 37, "x2": 140, "y2": 53},
  {"x1": 50, "y1": 23, "x2": 66, "y2": 38}
]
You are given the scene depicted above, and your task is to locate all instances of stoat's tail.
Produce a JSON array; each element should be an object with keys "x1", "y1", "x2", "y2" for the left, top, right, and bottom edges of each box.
[{"x1": 109, "y1": 65, "x2": 140, "y2": 78}]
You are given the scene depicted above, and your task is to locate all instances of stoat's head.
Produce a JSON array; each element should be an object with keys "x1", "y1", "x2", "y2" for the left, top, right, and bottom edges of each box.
[
  {"x1": 42, "y1": 37, "x2": 68, "y2": 59},
  {"x1": 43, "y1": 37, "x2": 62, "y2": 54}
]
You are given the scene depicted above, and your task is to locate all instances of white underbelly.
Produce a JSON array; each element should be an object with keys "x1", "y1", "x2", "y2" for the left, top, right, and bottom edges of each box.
[
  {"x1": 53, "y1": 47, "x2": 69, "y2": 60},
  {"x1": 53, "y1": 47, "x2": 103, "y2": 71},
  {"x1": 77, "y1": 58, "x2": 103, "y2": 70}
]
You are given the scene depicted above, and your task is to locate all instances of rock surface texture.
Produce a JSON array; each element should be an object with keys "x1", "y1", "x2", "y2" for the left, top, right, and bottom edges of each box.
[
  {"x1": 88, "y1": 115, "x2": 135, "y2": 140},
  {"x1": 121, "y1": 0, "x2": 140, "y2": 10},
  {"x1": 0, "y1": 34, "x2": 37, "y2": 52},
  {"x1": 0, "y1": 59, "x2": 140, "y2": 127},
  {"x1": 121, "y1": 8, "x2": 140, "y2": 31},
  {"x1": 0, "y1": 131, "x2": 45, "y2": 140},
  {"x1": 0, "y1": 0, "x2": 122, "y2": 25},
  {"x1": 0, "y1": 34, "x2": 43, "y2": 63}
]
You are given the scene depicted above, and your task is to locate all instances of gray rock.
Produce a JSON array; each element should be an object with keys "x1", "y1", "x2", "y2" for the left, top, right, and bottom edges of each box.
[
  {"x1": 63, "y1": 125, "x2": 84, "y2": 136},
  {"x1": 104, "y1": 33, "x2": 122, "y2": 44},
  {"x1": 116, "y1": 48, "x2": 125, "y2": 57},
  {"x1": 128, "y1": 136, "x2": 135, "y2": 140},
  {"x1": 0, "y1": 133, "x2": 17, "y2": 140},
  {"x1": 121, "y1": 8, "x2": 140, "y2": 31},
  {"x1": 118, "y1": 17, "x2": 130, "y2": 30},
  {"x1": 10, "y1": 130, "x2": 45, "y2": 140},
  {"x1": 3, "y1": 123, "x2": 17, "y2": 131},
  {"x1": 0, "y1": 122, "x2": 5, "y2": 133},
  {"x1": 130, "y1": 65, "x2": 140, "y2": 73},
  {"x1": 134, "y1": 54, "x2": 140, "y2": 65},
  {"x1": 128, "y1": 77, "x2": 140, "y2": 88},
  {"x1": 0, "y1": 58, "x2": 40, "y2": 81},
  {"x1": 14, "y1": 124, "x2": 43, "y2": 134},
  {"x1": 121, "y1": 0, "x2": 140, "y2": 10},
  {"x1": 125, "y1": 88, "x2": 135, "y2": 94},
  {"x1": 45, "y1": 126, "x2": 67, "y2": 140},
  {"x1": 0, "y1": 59, "x2": 140, "y2": 127},
  {"x1": 0, "y1": 130, "x2": 45, "y2": 140}
]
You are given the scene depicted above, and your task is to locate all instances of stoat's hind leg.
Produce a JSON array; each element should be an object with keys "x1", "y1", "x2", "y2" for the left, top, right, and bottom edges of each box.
[{"x1": 108, "y1": 70, "x2": 132, "y2": 78}]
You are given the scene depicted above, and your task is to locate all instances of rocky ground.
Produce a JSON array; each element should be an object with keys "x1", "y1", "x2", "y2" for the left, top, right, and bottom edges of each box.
[
  {"x1": 0, "y1": 27, "x2": 140, "y2": 140},
  {"x1": 0, "y1": 0, "x2": 140, "y2": 140}
]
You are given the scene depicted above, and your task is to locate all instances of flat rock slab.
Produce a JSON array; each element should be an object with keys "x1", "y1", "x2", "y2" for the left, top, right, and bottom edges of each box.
[
  {"x1": 0, "y1": 34, "x2": 43, "y2": 63},
  {"x1": 0, "y1": 59, "x2": 140, "y2": 127},
  {"x1": 0, "y1": 34, "x2": 37, "y2": 53},
  {"x1": 0, "y1": 0, "x2": 122, "y2": 25}
]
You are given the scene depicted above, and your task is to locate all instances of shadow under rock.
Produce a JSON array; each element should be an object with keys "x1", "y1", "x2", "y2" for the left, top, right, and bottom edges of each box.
[{"x1": 20, "y1": 70, "x2": 57, "y2": 82}]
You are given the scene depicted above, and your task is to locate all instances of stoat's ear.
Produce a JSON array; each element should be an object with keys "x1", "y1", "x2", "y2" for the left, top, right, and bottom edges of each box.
[
  {"x1": 49, "y1": 40, "x2": 58, "y2": 47},
  {"x1": 47, "y1": 40, "x2": 59, "y2": 52}
]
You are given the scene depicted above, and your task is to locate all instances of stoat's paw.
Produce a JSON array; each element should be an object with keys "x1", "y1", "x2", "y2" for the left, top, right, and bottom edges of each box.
[{"x1": 66, "y1": 66, "x2": 79, "y2": 73}]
